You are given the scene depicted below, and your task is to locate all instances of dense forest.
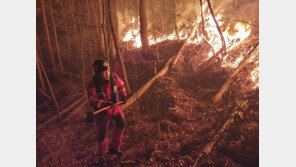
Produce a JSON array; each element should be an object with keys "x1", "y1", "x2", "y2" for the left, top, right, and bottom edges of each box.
[{"x1": 36, "y1": 0, "x2": 259, "y2": 166}]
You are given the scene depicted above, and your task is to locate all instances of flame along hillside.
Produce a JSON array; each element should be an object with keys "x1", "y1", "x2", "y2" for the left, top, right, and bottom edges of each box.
[{"x1": 36, "y1": 0, "x2": 259, "y2": 166}]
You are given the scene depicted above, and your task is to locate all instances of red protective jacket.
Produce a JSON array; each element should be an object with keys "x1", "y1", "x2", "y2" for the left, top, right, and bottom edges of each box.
[{"x1": 87, "y1": 73, "x2": 127, "y2": 115}]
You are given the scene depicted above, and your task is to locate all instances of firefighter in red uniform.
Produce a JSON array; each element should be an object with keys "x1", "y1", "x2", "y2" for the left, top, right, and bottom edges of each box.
[{"x1": 87, "y1": 59, "x2": 127, "y2": 157}]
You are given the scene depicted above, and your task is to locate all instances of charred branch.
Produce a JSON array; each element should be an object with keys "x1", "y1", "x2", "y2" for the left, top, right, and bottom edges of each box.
[
  {"x1": 206, "y1": 0, "x2": 227, "y2": 57},
  {"x1": 213, "y1": 42, "x2": 259, "y2": 102}
]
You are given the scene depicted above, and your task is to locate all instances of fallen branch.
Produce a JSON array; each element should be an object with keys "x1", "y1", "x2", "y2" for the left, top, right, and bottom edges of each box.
[
  {"x1": 194, "y1": 48, "x2": 223, "y2": 75},
  {"x1": 121, "y1": 55, "x2": 176, "y2": 111},
  {"x1": 38, "y1": 89, "x2": 53, "y2": 100},
  {"x1": 192, "y1": 110, "x2": 243, "y2": 166},
  {"x1": 213, "y1": 42, "x2": 259, "y2": 102},
  {"x1": 60, "y1": 99, "x2": 88, "y2": 123},
  {"x1": 37, "y1": 96, "x2": 86, "y2": 131}
]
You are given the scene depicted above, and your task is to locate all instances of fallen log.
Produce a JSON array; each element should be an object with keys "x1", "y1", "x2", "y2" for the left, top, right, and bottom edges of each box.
[
  {"x1": 37, "y1": 96, "x2": 86, "y2": 131},
  {"x1": 121, "y1": 55, "x2": 176, "y2": 111},
  {"x1": 121, "y1": 18, "x2": 202, "y2": 111},
  {"x1": 192, "y1": 110, "x2": 243, "y2": 167},
  {"x1": 60, "y1": 99, "x2": 88, "y2": 123},
  {"x1": 213, "y1": 42, "x2": 259, "y2": 102}
]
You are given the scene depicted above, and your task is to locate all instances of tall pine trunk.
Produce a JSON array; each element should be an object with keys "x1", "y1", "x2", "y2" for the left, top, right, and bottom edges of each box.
[
  {"x1": 49, "y1": 0, "x2": 64, "y2": 71},
  {"x1": 200, "y1": 0, "x2": 206, "y2": 37},
  {"x1": 41, "y1": 0, "x2": 56, "y2": 70},
  {"x1": 172, "y1": 0, "x2": 179, "y2": 39},
  {"x1": 139, "y1": 0, "x2": 149, "y2": 53},
  {"x1": 61, "y1": 1, "x2": 72, "y2": 57},
  {"x1": 106, "y1": 0, "x2": 131, "y2": 94}
]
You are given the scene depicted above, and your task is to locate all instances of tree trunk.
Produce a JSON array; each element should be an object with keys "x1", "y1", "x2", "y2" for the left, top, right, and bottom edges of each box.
[
  {"x1": 102, "y1": 0, "x2": 109, "y2": 59},
  {"x1": 199, "y1": 0, "x2": 206, "y2": 37},
  {"x1": 49, "y1": 0, "x2": 64, "y2": 71},
  {"x1": 69, "y1": 0, "x2": 78, "y2": 34},
  {"x1": 112, "y1": 0, "x2": 120, "y2": 40},
  {"x1": 98, "y1": 0, "x2": 105, "y2": 52},
  {"x1": 61, "y1": 1, "x2": 72, "y2": 56},
  {"x1": 36, "y1": 52, "x2": 46, "y2": 92},
  {"x1": 41, "y1": 0, "x2": 56, "y2": 70},
  {"x1": 206, "y1": 0, "x2": 226, "y2": 56},
  {"x1": 213, "y1": 42, "x2": 259, "y2": 102},
  {"x1": 149, "y1": 0, "x2": 160, "y2": 67},
  {"x1": 106, "y1": 0, "x2": 131, "y2": 94},
  {"x1": 37, "y1": 54, "x2": 60, "y2": 119},
  {"x1": 139, "y1": 0, "x2": 149, "y2": 52},
  {"x1": 172, "y1": 0, "x2": 179, "y2": 39},
  {"x1": 80, "y1": 39, "x2": 87, "y2": 95},
  {"x1": 161, "y1": 0, "x2": 165, "y2": 33},
  {"x1": 91, "y1": 0, "x2": 105, "y2": 52},
  {"x1": 85, "y1": 0, "x2": 94, "y2": 70}
]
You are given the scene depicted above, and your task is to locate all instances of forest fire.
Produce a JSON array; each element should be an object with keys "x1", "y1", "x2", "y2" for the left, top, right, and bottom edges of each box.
[{"x1": 36, "y1": 0, "x2": 259, "y2": 166}]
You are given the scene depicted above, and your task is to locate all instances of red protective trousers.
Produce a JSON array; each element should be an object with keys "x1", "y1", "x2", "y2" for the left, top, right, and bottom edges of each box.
[{"x1": 94, "y1": 106, "x2": 126, "y2": 154}]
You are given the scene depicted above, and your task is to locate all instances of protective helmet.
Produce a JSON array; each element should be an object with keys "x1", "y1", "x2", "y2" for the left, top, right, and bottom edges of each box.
[{"x1": 93, "y1": 59, "x2": 109, "y2": 74}]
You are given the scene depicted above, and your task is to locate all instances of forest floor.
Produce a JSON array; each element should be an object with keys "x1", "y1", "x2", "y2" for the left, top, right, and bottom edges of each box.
[{"x1": 36, "y1": 40, "x2": 259, "y2": 167}]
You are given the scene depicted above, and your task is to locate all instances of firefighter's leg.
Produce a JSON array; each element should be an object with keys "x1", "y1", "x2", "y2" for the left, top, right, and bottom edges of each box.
[
  {"x1": 95, "y1": 111, "x2": 110, "y2": 155},
  {"x1": 109, "y1": 109, "x2": 126, "y2": 151}
]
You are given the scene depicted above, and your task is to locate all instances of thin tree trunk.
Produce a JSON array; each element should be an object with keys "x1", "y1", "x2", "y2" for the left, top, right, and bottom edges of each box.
[
  {"x1": 37, "y1": 54, "x2": 60, "y2": 119},
  {"x1": 61, "y1": 2, "x2": 72, "y2": 56},
  {"x1": 98, "y1": 0, "x2": 106, "y2": 52},
  {"x1": 69, "y1": 0, "x2": 78, "y2": 34},
  {"x1": 200, "y1": 0, "x2": 206, "y2": 37},
  {"x1": 49, "y1": 0, "x2": 64, "y2": 71},
  {"x1": 139, "y1": 0, "x2": 149, "y2": 52},
  {"x1": 102, "y1": 0, "x2": 109, "y2": 59},
  {"x1": 112, "y1": 0, "x2": 120, "y2": 40},
  {"x1": 194, "y1": 0, "x2": 197, "y2": 21},
  {"x1": 41, "y1": 0, "x2": 56, "y2": 70},
  {"x1": 161, "y1": 0, "x2": 165, "y2": 33},
  {"x1": 172, "y1": 0, "x2": 179, "y2": 39},
  {"x1": 36, "y1": 52, "x2": 46, "y2": 91},
  {"x1": 91, "y1": 0, "x2": 105, "y2": 53},
  {"x1": 104, "y1": 0, "x2": 116, "y2": 69},
  {"x1": 80, "y1": 39, "x2": 87, "y2": 95},
  {"x1": 206, "y1": 0, "x2": 226, "y2": 56},
  {"x1": 85, "y1": 0, "x2": 95, "y2": 70},
  {"x1": 107, "y1": 0, "x2": 131, "y2": 93},
  {"x1": 213, "y1": 42, "x2": 259, "y2": 102},
  {"x1": 106, "y1": 0, "x2": 131, "y2": 94},
  {"x1": 149, "y1": 0, "x2": 160, "y2": 71}
]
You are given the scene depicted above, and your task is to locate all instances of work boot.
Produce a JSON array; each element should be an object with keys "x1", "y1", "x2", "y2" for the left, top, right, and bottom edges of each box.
[{"x1": 107, "y1": 148, "x2": 123, "y2": 156}]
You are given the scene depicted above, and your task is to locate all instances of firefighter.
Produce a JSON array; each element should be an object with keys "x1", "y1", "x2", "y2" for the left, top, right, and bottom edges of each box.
[{"x1": 87, "y1": 59, "x2": 127, "y2": 157}]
